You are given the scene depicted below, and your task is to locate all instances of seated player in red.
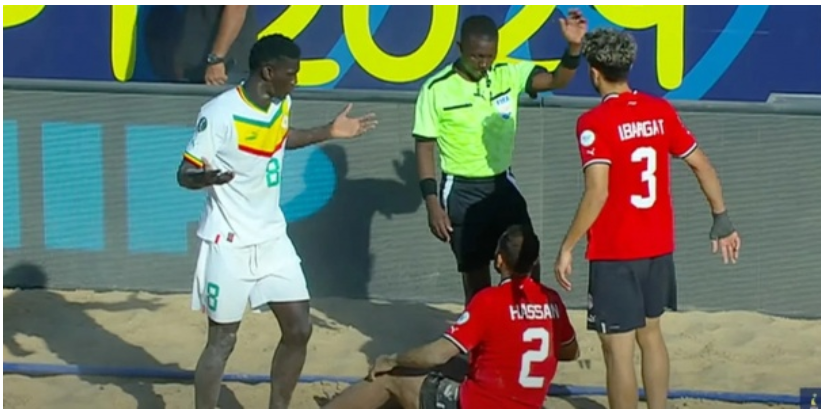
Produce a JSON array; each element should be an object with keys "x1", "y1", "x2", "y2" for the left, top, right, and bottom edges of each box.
[{"x1": 323, "y1": 225, "x2": 580, "y2": 409}]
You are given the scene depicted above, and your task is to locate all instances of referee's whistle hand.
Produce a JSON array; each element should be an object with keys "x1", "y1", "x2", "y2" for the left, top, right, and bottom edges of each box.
[{"x1": 426, "y1": 203, "x2": 452, "y2": 243}]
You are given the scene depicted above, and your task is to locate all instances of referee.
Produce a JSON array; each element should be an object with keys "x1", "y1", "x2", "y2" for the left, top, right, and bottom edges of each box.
[{"x1": 413, "y1": 11, "x2": 588, "y2": 305}]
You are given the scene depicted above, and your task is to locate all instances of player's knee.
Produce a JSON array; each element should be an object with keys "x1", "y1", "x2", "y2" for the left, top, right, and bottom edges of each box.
[
  {"x1": 599, "y1": 338, "x2": 614, "y2": 359},
  {"x1": 381, "y1": 373, "x2": 425, "y2": 408},
  {"x1": 373, "y1": 373, "x2": 398, "y2": 395},
  {"x1": 599, "y1": 332, "x2": 634, "y2": 363},
  {"x1": 282, "y1": 319, "x2": 312, "y2": 346},
  {"x1": 208, "y1": 330, "x2": 238, "y2": 357},
  {"x1": 636, "y1": 318, "x2": 664, "y2": 349}
]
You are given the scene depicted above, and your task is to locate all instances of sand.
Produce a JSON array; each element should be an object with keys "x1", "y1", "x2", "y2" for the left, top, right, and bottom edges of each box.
[{"x1": 3, "y1": 289, "x2": 818, "y2": 409}]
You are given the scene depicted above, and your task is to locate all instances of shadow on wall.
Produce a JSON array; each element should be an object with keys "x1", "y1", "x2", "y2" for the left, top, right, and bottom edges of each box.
[
  {"x1": 288, "y1": 143, "x2": 422, "y2": 299},
  {"x1": 289, "y1": 143, "x2": 463, "y2": 364}
]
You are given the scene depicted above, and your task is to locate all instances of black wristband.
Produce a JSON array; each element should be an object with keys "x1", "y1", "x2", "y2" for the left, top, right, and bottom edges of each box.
[
  {"x1": 709, "y1": 210, "x2": 735, "y2": 240},
  {"x1": 559, "y1": 48, "x2": 581, "y2": 70},
  {"x1": 419, "y1": 178, "x2": 438, "y2": 198}
]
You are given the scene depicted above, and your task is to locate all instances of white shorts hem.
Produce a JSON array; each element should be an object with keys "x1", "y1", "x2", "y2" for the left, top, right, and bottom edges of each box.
[{"x1": 251, "y1": 294, "x2": 311, "y2": 308}]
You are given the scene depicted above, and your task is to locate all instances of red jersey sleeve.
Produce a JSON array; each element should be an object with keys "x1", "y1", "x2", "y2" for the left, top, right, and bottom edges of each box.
[
  {"x1": 667, "y1": 107, "x2": 698, "y2": 158},
  {"x1": 576, "y1": 112, "x2": 612, "y2": 170},
  {"x1": 444, "y1": 294, "x2": 488, "y2": 353},
  {"x1": 550, "y1": 291, "x2": 576, "y2": 348}
]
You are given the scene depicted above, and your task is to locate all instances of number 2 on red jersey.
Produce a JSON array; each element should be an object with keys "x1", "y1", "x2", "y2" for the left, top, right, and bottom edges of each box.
[{"x1": 519, "y1": 327, "x2": 550, "y2": 388}]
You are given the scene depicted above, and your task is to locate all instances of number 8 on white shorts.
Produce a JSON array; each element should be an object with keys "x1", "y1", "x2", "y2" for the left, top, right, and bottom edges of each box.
[{"x1": 190, "y1": 235, "x2": 310, "y2": 323}]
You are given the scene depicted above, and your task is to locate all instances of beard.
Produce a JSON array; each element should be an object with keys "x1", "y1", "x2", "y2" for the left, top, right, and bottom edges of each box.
[{"x1": 589, "y1": 70, "x2": 600, "y2": 95}]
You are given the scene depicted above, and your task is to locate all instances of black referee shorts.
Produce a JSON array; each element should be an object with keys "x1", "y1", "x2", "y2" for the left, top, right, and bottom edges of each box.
[{"x1": 440, "y1": 170, "x2": 533, "y2": 273}]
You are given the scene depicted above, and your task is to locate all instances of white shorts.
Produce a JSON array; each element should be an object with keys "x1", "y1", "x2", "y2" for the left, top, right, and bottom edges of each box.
[{"x1": 190, "y1": 234, "x2": 310, "y2": 323}]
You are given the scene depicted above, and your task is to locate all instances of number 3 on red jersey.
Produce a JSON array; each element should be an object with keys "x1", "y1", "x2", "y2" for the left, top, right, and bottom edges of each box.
[{"x1": 631, "y1": 147, "x2": 657, "y2": 209}]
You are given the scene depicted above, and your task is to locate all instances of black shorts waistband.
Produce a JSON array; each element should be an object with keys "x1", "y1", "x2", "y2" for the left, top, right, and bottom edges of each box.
[{"x1": 442, "y1": 170, "x2": 513, "y2": 184}]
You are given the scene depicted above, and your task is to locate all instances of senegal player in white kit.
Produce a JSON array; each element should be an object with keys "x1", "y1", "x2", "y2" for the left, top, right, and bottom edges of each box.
[{"x1": 176, "y1": 34, "x2": 377, "y2": 409}]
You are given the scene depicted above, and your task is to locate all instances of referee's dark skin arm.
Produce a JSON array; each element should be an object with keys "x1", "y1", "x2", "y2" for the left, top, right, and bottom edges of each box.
[
  {"x1": 525, "y1": 9, "x2": 587, "y2": 94},
  {"x1": 417, "y1": 138, "x2": 452, "y2": 241},
  {"x1": 415, "y1": 140, "x2": 437, "y2": 188},
  {"x1": 529, "y1": 43, "x2": 583, "y2": 92}
]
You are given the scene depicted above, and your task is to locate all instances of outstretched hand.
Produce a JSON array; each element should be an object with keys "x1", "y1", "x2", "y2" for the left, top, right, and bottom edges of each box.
[
  {"x1": 713, "y1": 231, "x2": 741, "y2": 264},
  {"x1": 559, "y1": 8, "x2": 588, "y2": 47},
  {"x1": 330, "y1": 103, "x2": 378, "y2": 139},
  {"x1": 197, "y1": 158, "x2": 234, "y2": 186}
]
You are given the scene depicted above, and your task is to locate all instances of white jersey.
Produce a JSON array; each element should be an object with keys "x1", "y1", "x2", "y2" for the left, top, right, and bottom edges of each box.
[{"x1": 182, "y1": 86, "x2": 292, "y2": 247}]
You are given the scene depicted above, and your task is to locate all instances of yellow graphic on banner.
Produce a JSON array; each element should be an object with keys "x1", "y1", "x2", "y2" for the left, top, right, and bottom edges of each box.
[
  {"x1": 257, "y1": 5, "x2": 339, "y2": 86},
  {"x1": 596, "y1": 6, "x2": 684, "y2": 90},
  {"x1": 3, "y1": 5, "x2": 686, "y2": 90},
  {"x1": 3, "y1": 5, "x2": 45, "y2": 29},
  {"x1": 497, "y1": 6, "x2": 559, "y2": 72},
  {"x1": 111, "y1": 5, "x2": 139, "y2": 82},
  {"x1": 343, "y1": 5, "x2": 459, "y2": 84}
]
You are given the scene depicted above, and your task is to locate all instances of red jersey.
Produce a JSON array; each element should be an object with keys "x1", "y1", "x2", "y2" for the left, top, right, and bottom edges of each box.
[
  {"x1": 575, "y1": 90, "x2": 698, "y2": 261},
  {"x1": 444, "y1": 277, "x2": 576, "y2": 409}
]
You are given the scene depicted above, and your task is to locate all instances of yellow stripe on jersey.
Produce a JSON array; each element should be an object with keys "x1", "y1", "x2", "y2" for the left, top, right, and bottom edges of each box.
[
  {"x1": 234, "y1": 99, "x2": 290, "y2": 158},
  {"x1": 183, "y1": 152, "x2": 204, "y2": 168}
]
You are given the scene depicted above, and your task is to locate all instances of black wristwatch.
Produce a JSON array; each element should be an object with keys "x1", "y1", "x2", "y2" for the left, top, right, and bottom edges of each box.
[{"x1": 206, "y1": 53, "x2": 226, "y2": 66}]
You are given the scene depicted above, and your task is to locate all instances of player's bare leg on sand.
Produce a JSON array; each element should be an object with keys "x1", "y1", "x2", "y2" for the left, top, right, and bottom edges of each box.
[
  {"x1": 636, "y1": 317, "x2": 669, "y2": 409},
  {"x1": 598, "y1": 317, "x2": 668, "y2": 409},
  {"x1": 194, "y1": 301, "x2": 312, "y2": 408},
  {"x1": 194, "y1": 320, "x2": 239, "y2": 408},
  {"x1": 323, "y1": 372, "x2": 427, "y2": 409},
  {"x1": 266, "y1": 301, "x2": 312, "y2": 408}
]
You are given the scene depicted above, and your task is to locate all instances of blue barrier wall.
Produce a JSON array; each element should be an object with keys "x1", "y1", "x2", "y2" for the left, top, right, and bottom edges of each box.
[{"x1": 3, "y1": 79, "x2": 821, "y2": 318}]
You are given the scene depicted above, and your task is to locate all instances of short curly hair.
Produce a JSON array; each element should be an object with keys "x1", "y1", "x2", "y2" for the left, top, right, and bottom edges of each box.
[
  {"x1": 249, "y1": 34, "x2": 301, "y2": 72},
  {"x1": 460, "y1": 14, "x2": 498, "y2": 42},
  {"x1": 581, "y1": 28, "x2": 637, "y2": 82}
]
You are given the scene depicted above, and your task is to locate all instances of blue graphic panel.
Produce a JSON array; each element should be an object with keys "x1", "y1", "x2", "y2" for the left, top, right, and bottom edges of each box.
[
  {"x1": 41, "y1": 122, "x2": 105, "y2": 251},
  {"x1": 126, "y1": 125, "x2": 204, "y2": 254},
  {"x1": 4, "y1": 120, "x2": 21, "y2": 248},
  {"x1": 281, "y1": 146, "x2": 337, "y2": 222}
]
